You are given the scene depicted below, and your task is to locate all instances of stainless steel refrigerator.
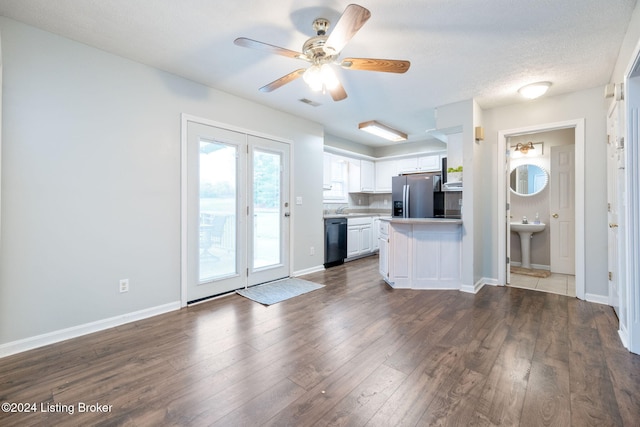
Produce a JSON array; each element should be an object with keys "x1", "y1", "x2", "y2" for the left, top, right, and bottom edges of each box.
[{"x1": 392, "y1": 173, "x2": 440, "y2": 218}]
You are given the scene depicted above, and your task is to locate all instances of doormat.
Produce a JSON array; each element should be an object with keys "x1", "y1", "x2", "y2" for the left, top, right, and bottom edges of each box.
[
  {"x1": 511, "y1": 266, "x2": 551, "y2": 278},
  {"x1": 236, "y1": 278, "x2": 324, "y2": 306}
]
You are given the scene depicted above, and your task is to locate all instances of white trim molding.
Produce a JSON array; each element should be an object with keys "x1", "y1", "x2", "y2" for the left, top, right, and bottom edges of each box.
[
  {"x1": 497, "y1": 119, "x2": 586, "y2": 300},
  {"x1": 293, "y1": 265, "x2": 326, "y2": 277},
  {"x1": 461, "y1": 277, "x2": 497, "y2": 294},
  {"x1": 0, "y1": 302, "x2": 181, "y2": 359}
]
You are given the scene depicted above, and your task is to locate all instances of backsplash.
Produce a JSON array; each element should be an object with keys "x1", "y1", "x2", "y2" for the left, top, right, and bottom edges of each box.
[{"x1": 323, "y1": 193, "x2": 392, "y2": 215}]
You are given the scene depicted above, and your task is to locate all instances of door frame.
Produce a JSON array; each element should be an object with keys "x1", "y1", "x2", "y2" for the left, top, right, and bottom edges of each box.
[
  {"x1": 497, "y1": 119, "x2": 585, "y2": 299},
  {"x1": 623, "y1": 46, "x2": 640, "y2": 353},
  {"x1": 180, "y1": 114, "x2": 293, "y2": 307}
]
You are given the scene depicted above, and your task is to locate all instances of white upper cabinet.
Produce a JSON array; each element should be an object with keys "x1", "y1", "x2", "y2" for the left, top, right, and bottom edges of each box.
[
  {"x1": 375, "y1": 159, "x2": 398, "y2": 192},
  {"x1": 360, "y1": 160, "x2": 375, "y2": 192},
  {"x1": 417, "y1": 154, "x2": 441, "y2": 171},
  {"x1": 397, "y1": 153, "x2": 441, "y2": 173},
  {"x1": 348, "y1": 159, "x2": 375, "y2": 193},
  {"x1": 397, "y1": 157, "x2": 418, "y2": 173},
  {"x1": 323, "y1": 152, "x2": 332, "y2": 190}
]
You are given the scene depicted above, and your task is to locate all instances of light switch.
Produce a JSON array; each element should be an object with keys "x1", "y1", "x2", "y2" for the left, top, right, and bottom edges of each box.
[{"x1": 296, "y1": 196, "x2": 303, "y2": 205}]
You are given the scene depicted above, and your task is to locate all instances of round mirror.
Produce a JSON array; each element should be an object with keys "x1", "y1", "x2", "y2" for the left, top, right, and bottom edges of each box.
[{"x1": 510, "y1": 164, "x2": 548, "y2": 196}]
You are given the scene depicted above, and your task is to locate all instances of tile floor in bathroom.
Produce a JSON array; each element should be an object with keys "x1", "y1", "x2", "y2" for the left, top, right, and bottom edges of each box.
[{"x1": 509, "y1": 272, "x2": 576, "y2": 297}]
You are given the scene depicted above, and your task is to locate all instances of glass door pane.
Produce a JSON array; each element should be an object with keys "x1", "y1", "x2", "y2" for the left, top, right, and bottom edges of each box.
[
  {"x1": 247, "y1": 135, "x2": 290, "y2": 286},
  {"x1": 253, "y1": 149, "x2": 281, "y2": 269},
  {"x1": 199, "y1": 140, "x2": 237, "y2": 282},
  {"x1": 186, "y1": 120, "x2": 246, "y2": 303}
]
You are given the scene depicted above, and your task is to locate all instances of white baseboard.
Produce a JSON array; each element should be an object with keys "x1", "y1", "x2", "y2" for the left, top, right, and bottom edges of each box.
[
  {"x1": 0, "y1": 301, "x2": 181, "y2": 359},
  {"x1": 461, "y1": 277, "x2": 497, "y2": 294},
  {"x1": 584, "y1": 293, "x2": 610, "y2": 305},
  {"x1": 293, "y1": 264, "x2": 325, "y2": 277},
  {"x1": 619, "y1": 323, "x2": 630, "y2": 350}
]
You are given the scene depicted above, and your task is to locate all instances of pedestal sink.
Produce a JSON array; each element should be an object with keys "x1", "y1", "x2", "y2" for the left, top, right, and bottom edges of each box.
[{"x1": 511, "y1": 222, "x2": 546, "y2": 269}]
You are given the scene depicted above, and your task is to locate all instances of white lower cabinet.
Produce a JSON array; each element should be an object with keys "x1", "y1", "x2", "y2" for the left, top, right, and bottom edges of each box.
[
  {"x1": 380, "y1": 219, "x2": 462, "y2": 289},
  {"x1": 347, "y1": 217, "x2": 373, "y2": 259},
  {"x1": 372, "y1": 217, "x2": 381, "y2": 250},
  {"x1": 378, "y1": 220, "x2": 389, "y2": 278}
]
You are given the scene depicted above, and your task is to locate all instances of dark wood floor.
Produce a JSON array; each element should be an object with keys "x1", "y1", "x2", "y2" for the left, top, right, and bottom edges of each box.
[{"x1": 1, "y1": 256, "x2": 639, "y2": 426}]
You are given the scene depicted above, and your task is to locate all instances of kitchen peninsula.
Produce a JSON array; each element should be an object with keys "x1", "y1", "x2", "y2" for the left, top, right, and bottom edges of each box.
[{"x1": 379, "y1": 217, "x2": 463, "y2": 289}]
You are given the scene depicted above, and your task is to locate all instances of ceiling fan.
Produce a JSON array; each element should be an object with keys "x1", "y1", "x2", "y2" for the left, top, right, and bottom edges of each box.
[{"x1": 234, "y1": 4, "x2": 410, "y2": 101}]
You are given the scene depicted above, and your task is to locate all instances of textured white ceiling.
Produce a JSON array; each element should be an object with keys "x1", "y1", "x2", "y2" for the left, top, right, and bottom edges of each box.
[{"x1": 0, "y1": 0, "x2": 637, "y2": 147}]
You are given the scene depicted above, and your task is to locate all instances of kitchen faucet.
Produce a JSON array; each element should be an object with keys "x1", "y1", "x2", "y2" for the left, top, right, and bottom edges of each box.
[{"x1": 336, "y1": 206, "x2": 347, "y2": 214}]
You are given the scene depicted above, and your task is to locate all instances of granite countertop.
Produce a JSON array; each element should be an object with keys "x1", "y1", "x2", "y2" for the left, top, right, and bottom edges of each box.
[
  {"x1": 323, "y1": 212, "x2": 390, "y2": 219},
  {"x1": 379, "y1": 217, "x2": 463, "y2": 224}
]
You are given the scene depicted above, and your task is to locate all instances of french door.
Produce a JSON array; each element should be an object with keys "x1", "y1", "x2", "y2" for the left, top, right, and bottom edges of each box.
[{"x1": 184, "y1": 120, "x2": 290, "y2": 303}]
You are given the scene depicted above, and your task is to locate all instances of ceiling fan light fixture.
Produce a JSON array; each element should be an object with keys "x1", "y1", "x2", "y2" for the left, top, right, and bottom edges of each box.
[
  {"x1": 303, "y1": 64, "x2": 339, "y2": 92},
  {"x1": 359, "y1": 120, "x2": 407, "y2": 142},
  {"x1": 320, "y1": 64, "x2": 339, "y2": 90},
  {"x1": 303, "y1": 65, "x2": 323, "y2": 91},
  {"x1": 518, "y1": 81, "x2": 551, "y2": 99}
]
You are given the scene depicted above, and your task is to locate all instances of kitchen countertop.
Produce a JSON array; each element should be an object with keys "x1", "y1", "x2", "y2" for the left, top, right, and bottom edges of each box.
[
  {"x1": 323, "y1": 213, "x2": 388, "y2": 219},
  {"x1": 379, "y1": 217, "x2": 463, "y2": 224}
]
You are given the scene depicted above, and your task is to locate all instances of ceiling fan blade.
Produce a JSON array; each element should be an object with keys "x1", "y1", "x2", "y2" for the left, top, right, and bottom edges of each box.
[
  {"x1": 329, "y1": 82, "x2": 348, "y2": 101},
  {"x1": 259, "y1": 69, "x2": 305, "y2": 92},
  {"x1": 324, "y1": 4, "x2": 371, "y2": 55},
  {"x1": 340, "y1": 58, "x2": 411, "y2": 73},
  {"x1": 234, "y1": 37, "x2": 308, "y2": 61}
]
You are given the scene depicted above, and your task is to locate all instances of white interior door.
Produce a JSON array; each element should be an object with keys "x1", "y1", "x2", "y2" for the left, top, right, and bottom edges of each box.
[
  {"x1": 607, "y1": 101, "x2": 623, "y2": 318},
  {"x1": 550, "y1": 144, "x2": 575, "y2": 274},
  {"x1": 184, "y1": 120, "x2": 290, "y2": 303},
  {"x1": 505, "y1": 140, "x2": 512, "y2": 283}
]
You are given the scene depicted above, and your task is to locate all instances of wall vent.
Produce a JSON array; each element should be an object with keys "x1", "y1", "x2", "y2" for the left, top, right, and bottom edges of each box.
[{"x1": 299, "y1": 98, "x2": 321, "y2": 107}]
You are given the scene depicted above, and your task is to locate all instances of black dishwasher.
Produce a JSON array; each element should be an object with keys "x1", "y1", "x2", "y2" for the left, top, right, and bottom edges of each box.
[{"x1": 324, "y1": 217, "x2": 347, "y2": 268}]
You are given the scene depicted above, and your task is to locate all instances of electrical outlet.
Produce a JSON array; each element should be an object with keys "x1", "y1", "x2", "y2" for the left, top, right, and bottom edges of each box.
[
  {"x1": 310, "y1": 246, "x2": 315, "y2": 255},
  {"x1": 119, "y1": 279, "x2": 129, "y2": 293}
]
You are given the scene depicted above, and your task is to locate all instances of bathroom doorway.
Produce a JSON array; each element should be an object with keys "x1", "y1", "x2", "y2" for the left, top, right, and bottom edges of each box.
[
  {"x1": 497, "y1": 119, "x2": 585, "y2": 300},
  {"x1": 507, "y1": 129, "x2": 576, "y2": 296}
]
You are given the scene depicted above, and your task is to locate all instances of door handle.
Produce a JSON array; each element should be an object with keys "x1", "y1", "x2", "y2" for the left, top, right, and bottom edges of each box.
[
  {"x1": 552, "y1": 213, "x2": 559, "y2": 218},
  {"x1": 609, "y1": 223, "x2": 618, "y2": 228},
  {"x1": 284, "y1": 212, "x2": 290, "y2": 217}
]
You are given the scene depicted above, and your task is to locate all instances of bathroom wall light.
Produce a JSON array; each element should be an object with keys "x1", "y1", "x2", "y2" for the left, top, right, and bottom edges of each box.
[
  {"x1": 515, "y1": 141, "x2": 535, "y2": 154},
  {"x1": 358, "y1": 120, "x2": 407, "y2": 142},
  {"x1": 518, "y1": 81, "x2": 551, "y2": 99}
]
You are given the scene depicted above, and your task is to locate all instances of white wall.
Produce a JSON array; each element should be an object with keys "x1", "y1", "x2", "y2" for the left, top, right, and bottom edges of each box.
[
  {"x1": 436, "y1": 100, "x2": 477, "y2": 290},
  {"x1": 0, "y1": 18, "x2": 324, "y2": 348},
  {"x1": 481, "y1": 87, "x2": 609, "y2": 297}
]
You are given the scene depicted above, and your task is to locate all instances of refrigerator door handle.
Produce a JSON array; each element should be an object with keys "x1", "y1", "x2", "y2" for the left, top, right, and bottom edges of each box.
[{"x1": 404, "y1": 184, "x2": 410, "y2": 218}]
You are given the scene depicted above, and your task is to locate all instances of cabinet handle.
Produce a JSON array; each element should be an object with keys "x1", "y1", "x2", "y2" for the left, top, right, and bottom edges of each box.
[
  {"x1": 552, "y1": 213, "x2": 559, "y2": 218},
  {"x1": 609, "y1": 223, "x2": 618, "y2": 228}
]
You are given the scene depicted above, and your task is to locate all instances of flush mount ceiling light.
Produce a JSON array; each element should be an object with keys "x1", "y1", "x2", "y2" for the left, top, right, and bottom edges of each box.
[
  {"x1": 515, "y1": 141, "x2": 535, "y2": 154},
  {"x1": 518, "y1": 81, "x2": 551, "y2": 99},
  {"x1": 358, "y1": 120, "x2": 407, "y2": 142}
]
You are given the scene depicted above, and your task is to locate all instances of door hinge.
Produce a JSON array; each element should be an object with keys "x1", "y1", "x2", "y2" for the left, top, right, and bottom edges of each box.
[
  {"x1": 506, "y1": 202, "x2": 510, "y2": 211},
  {"x1": 609, "y1": 271, "x2": 613, "y2": 281},
  {"x1": 247, "y1": 268, "x2": 249, "y2": 277},
  {"x1": 507, "y1": 256, "x2": 510, "y2": 264}
]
